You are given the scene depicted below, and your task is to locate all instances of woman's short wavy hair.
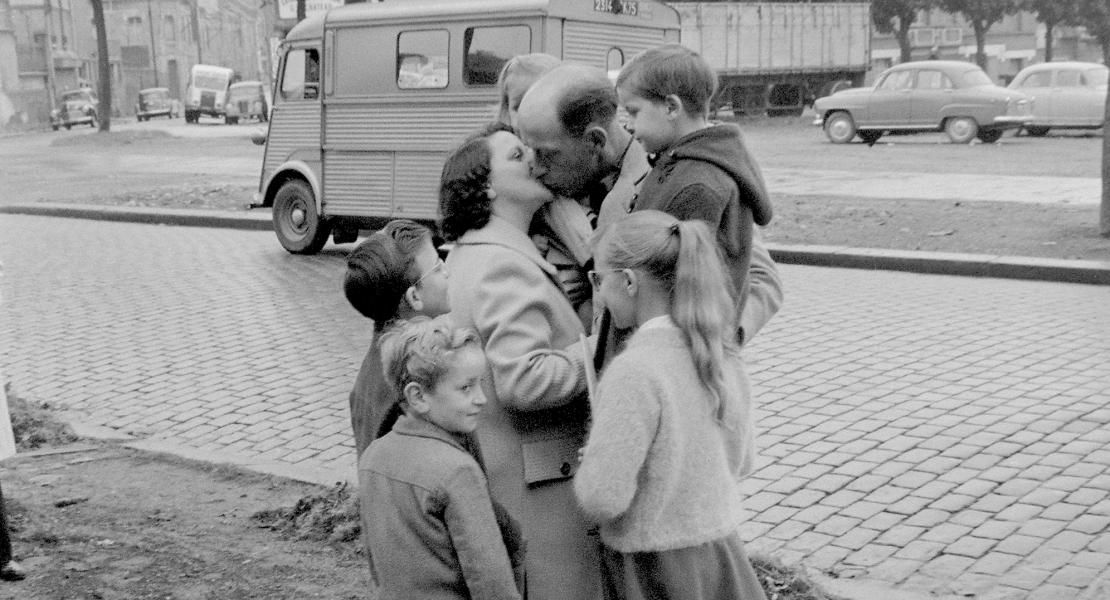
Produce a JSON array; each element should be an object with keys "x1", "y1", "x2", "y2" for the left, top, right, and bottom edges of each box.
[{"x1": 438, "y1": 121, "x2": 513, "y2": 242}]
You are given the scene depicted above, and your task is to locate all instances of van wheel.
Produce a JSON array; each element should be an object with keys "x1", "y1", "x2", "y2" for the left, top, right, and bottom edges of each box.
[
  {"x1": 272, "y1": 179, "x2": 332, "y2": 254},
  {"x1": 977, "y1": 129, "x2": 1003, "y2": 144}
]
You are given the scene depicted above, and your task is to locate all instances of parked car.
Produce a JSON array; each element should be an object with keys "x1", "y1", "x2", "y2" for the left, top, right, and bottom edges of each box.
[
  {"x1": 1008, "y1": 61, "x2": 1107, "y2": 136},
  {"x1": 813, "y1": 60, "x2": 1033, "y2": 144},
  {"x1": 135, "y1": 87, "x2": 178, "y2": 121},
  {"x1": 50, "y1": 88, "x2": 98, "y2": 130},
  {"x1": 224, "y1": 80, "x2": 269, "y2": 124}
]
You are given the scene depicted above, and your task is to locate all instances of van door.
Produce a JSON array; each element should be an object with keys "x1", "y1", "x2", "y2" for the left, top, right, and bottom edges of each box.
[{"x1": 261, "y1": 46, "x2": 322, "y2": 191}]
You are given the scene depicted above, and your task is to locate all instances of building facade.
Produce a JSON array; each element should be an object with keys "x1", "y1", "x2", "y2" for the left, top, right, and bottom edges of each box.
[{"x1": 1, "y1": 0, "x2": 278, "y2": 127}]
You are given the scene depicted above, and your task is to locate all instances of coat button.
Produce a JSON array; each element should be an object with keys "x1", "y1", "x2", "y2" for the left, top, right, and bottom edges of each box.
[{"x1": 560, "y1": 462, "x2": 572, "y2": 476}]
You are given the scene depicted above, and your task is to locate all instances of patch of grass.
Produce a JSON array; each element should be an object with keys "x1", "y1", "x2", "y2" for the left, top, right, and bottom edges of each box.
[
  {"x1": 753, "y1": 554, "x2": 847, "y2": 600},
  {"x1": 252, "y1": 481, "x2": 361, "y2": 546},
  {"x1": 6, "y1": 382, "x2": 79, "y2": 450}
]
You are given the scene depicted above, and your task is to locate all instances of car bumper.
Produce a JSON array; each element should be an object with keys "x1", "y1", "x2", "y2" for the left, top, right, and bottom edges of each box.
[
  {"x1": 812, "y1": 116, "x2": 825, "y2": 127},
  {"x1": 990, "y1": 115, "x2": 1034, "y2": 129}
]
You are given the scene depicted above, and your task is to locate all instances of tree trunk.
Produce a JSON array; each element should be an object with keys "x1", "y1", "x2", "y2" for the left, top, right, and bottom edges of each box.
[
  {"x1": 297, "y1": 0, "x2": 305, "y2": 21},
  {"x1": 974, "y1": 22, "x2": 988, "y2": 70},
  {"x1": 1044, "y1": 21, "x2": 1055, "y2": 63},
  {"x1": 898, "y1": 17, "x2": 913, "y2": 63},
  {"x1": 90, "y1": 0, "x2": 111, "y2": 132},
  {"x1": 1101, "y1": 43, "x2": 1110, "y2": 237}
]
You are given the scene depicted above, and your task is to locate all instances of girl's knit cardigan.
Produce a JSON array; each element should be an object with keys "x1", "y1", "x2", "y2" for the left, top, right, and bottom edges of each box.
[{"x1": 573, "y1": 324, "x2": 755, "y2": 552}]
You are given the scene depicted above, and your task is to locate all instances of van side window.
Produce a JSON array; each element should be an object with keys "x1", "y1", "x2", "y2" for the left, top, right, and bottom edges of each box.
[
  {"x1": 281, "y1": 48, "x2": 320, "y2": 101},
  {"x1": 398, "y1": 30, "x2": 448, "y2": 89},
  {"x1": 464, "y1": 25, "x2": 530, "y2": 86}
]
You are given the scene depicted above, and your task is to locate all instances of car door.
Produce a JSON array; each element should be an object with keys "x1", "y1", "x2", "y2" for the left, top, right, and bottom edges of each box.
[
  {"x1": 909, "y1": 69, "x2": 955, "y2": 127},
  {"x1": 865, "y1": 69, "x2": 914, "y2": 127},
  {"x1": 1052, "y1": 69, "x2": 1089, "y2": 126},
  {"x1": 1014, "y1": 70, "x2": 1055, "y2": 123}
]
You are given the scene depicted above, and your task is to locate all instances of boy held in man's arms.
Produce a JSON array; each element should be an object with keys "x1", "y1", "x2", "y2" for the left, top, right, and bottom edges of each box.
[
  {"x1": 615, "y1": 44, "x2": 773, "y2": 328},
  {"x1": 361, "y1": 316, "x2": 524, "y2": 600}
]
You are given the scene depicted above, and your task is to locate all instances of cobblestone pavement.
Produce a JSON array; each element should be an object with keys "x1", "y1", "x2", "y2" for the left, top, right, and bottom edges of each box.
[{"x1": 1, "y1": 215, "x2": 1107, "y2": 600}]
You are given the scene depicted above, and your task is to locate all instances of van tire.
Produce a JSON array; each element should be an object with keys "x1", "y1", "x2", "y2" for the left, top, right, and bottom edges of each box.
[{"x1": 273, "y1": 179, "x2": 331, "y2": 254}]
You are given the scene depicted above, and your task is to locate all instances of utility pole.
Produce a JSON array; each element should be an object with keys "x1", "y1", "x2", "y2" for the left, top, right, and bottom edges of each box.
[
  {"x1": 190, "y1": 0, "x2": 202, "y2": 63},
  {"x1": 146, "y1": 0, "x2": 158, "y2": 85},
  {"x1": 42, "y1": 0, "x2": 57, "y2": 111}
]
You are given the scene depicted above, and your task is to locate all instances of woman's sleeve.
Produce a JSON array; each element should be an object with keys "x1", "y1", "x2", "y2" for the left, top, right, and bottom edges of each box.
[
  {"x1": 472, "y1": 255, "x2": 587, "y2": 412},
  {"x1": 573, "y1": 363, "x2": 659, "y2": 523}
]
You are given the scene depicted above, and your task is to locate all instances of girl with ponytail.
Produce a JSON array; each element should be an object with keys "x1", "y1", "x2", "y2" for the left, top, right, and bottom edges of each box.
[{"x1": 574, "y1": 210, "x2": 765, "y2": 600}]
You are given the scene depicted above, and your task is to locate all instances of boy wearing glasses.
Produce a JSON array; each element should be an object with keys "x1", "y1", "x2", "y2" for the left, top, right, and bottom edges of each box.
[{"x1": 344, "y1": 219, "x2": 450, "y2": 459}]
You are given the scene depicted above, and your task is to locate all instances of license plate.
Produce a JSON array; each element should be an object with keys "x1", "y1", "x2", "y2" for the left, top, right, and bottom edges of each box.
[{"x1": 594, "y1": 0, "x2": 638, "y2": 16}]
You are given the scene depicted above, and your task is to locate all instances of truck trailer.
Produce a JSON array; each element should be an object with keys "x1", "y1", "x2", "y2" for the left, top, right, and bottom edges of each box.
[{"x1": 672, "y1": 1, "x2": 872, "y2": 116}]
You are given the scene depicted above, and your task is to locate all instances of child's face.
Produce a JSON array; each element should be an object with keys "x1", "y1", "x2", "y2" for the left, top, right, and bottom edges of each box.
[
  {"x1": 411, "y1": 239, "x2": 450, "y2": 317},
  {"x1": 617, "y1": 87, "x2": 675, "y2": 155},
  {"x1": 419, "y1": 347, "x2": 489, "y2": 434}
]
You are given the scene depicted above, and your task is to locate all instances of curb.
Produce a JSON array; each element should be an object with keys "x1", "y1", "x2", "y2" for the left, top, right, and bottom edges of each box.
[{"x1": 4, "y1": 202, "x2": 1109, "y2": 286}]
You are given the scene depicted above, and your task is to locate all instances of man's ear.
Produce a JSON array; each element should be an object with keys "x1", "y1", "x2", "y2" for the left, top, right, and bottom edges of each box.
[
  {"x1": 403, "y1": 382, "x2": 430, "y2": 415},
  {"x1": 404, "y1": 285, "x2": 424, "y2": 313},
  {"x1": 583, "y1": 124, "x2": 609, "y2": 153}
]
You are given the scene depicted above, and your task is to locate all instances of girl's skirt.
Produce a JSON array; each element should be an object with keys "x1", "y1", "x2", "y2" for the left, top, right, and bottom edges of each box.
[{"x1": 598, "y1": 531, "x2": 767, "y2": 600}]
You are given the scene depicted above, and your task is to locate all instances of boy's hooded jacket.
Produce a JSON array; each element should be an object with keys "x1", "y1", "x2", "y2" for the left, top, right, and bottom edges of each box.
[{"x1": 633, "y1": 123, "x2": 773, "y2": 316}]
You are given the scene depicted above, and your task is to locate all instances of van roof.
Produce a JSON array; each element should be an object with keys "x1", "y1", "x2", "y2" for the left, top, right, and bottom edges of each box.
[{"x1": 285, "y1": 0, "x2": 678, "y2": 42}]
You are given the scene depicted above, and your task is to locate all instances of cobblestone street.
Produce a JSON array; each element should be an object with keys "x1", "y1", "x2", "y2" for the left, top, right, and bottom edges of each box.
[{"x1": 1, "y1": 214, "x2": 1107, "y2": 599}]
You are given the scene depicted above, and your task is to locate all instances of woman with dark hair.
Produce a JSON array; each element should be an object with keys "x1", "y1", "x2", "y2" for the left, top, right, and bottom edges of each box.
[{"x1": 440, "y1": 122, "x2": 598, "y2": 600}]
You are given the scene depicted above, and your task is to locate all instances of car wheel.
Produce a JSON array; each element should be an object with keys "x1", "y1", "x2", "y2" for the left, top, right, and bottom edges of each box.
[
  {"x1": 977, "y1": 129, "x2": 1004, "y2": 144},
  {"x1": 944, "y1": 117, "x2": 978, "y2": 144},
  {"x1": 824, "y1": 111, "x2": 857, "y2": 144},
  {"x1": 1024, "y1": 126, "x2": 1050, "y2": 137},
  {"x1": 51, "y1": 124, "x2": 59, "y2": 131},
  {"x1": 858, "y1": 130, "x2": 883, "y2": 145},
  {"x1": 272, "y1": 179, "x2": 332, "y2": 255},
  {"x1": 64, "y1": 124, "x2": 71, "y2": 130}
]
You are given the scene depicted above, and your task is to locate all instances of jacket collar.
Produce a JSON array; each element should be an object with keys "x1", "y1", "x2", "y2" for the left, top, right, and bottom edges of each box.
[
  {"x1": 454, "y1": 214, "x2": 557, "y2": 277},
  {"x1": 391, "y1": 412, "x2": 469, "y2": 451}
]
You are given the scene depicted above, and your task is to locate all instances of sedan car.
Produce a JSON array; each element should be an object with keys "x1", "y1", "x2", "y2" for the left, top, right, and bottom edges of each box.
[
  {"x1": 223, "y1": 81, "x2": 269, "y2": 124},
  {"x1": 50, "y1": 88, "x2": 98, "y2": 130},
  {"x1": 135, "y1": 87, "x2": 178, "y2": 121},
  {"x1": 813, "y1": 60, "x2": 1033, "y2": 144},
  {"x1": 1008, "y1": 61, "x2": 1107, "y2": 136}
]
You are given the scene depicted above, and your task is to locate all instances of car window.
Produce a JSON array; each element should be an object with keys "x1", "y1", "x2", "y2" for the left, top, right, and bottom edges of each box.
[
  {"x1": 1087, "y1": 68, "x2": 1109, "y2": 87},
  {"x1": 1055, "y1": 70, "x2": 1082, "y2": 87},
  {"x1": 463, "y1": 25, "x2": 530, "y2": 86},
  {"x1": 961, "y1": 69, "x2": 994, "y2": 87},
  {"x1": 877, "y1": 70, "x2": 913, "y2": 91},
  {"x1": 397, "y1": 30, "x2": 449, "y2": 89},
  {"x1": 1017, "y1": 71, "x2": 1052, "y2": 88},
  {"x1": 916, "y1": 70, "x2": 953, "y2": 90},
  {"x1": 280, "y1": 48, "x2": 320, "y2": 101}
]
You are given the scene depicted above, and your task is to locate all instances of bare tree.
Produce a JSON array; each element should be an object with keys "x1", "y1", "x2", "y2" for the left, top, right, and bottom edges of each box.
[
  {"x1": 297, "y1": 0, "x2": 305, "y2": 21},
  {"x1": 939, "y1": 0, "x2": 1020, "y2": 69},
  {"x1": 90, "y1": 0, "x2": 111, "y2": 132},
  {"x1": 1075, "y1": 0, "x2": 1110, "y2": 236},
  {"x1": 1022, "y1": 0, "x2": 1080, "y2": 62},
  {"x1": 873, "y1": 0, "x2": 937, "y2": 63}
]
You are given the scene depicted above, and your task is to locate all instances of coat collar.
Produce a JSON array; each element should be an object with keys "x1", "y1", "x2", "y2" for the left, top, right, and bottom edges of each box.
[
  {"x1": 454, "y1": 214, "x2": 557, "y2": 277},
  {"x1": 391, "y1": 412, "x2": 469, "y2": 452}
]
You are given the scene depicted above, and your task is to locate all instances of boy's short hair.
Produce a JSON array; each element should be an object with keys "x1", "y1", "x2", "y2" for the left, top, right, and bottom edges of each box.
[
  {"x1": 616, "y1": 44, "x2": 717, "y2": 117},
  {"x1": 343, "y1": 220, "x2": 432, "y2": 322},
  {"x1": 378, "y1": 315, "x2": 482, "y2": 397}
]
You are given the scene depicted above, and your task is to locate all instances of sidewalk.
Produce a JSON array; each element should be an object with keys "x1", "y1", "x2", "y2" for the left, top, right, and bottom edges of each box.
[
  {"x1": 1, "y1": 210, "x2": 1108, "y2": 600},
  {"x1": 2, "y1": 201, "x2": 1108, "y2": 286}
]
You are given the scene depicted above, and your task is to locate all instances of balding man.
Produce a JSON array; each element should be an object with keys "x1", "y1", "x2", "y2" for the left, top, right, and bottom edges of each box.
[{"x1": 516, "y1": 64, "x2": 782, "y2": 348}]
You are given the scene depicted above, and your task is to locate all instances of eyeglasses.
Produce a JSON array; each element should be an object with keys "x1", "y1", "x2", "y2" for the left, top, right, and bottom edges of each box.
[
  {"x1": 413, "y1": 258, "x2": 446, "y2": 287},
  {"x1": 587, "y1": 268, "x2": 627, "y2": 289}
]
